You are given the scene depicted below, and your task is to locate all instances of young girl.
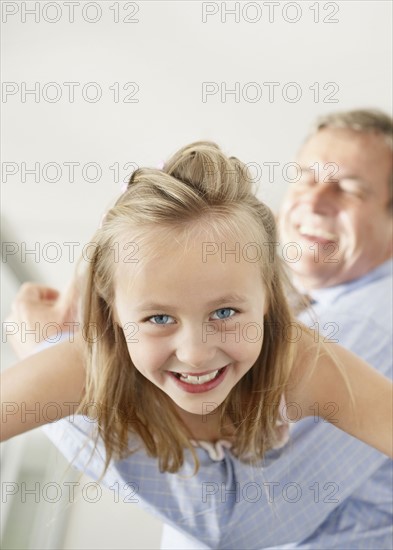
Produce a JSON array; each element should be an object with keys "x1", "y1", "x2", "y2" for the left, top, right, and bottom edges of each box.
[{"x1": 2, "y1": 142, "x2": 392, "y2": 549}]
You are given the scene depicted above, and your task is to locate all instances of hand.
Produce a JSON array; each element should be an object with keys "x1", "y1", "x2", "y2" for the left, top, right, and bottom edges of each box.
[{"x1": 4, "y1": 281, "x2": 79, "y2": 360}]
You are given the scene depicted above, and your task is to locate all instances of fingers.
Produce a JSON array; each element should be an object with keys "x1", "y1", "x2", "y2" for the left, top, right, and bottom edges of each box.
[
  {"x1": 10, "y1": 283, "x2": 62, "y2": 327},
  {"x1": 9, "y1": 280, "x2": 79, "y2": 327},
  {"x1": 17, "y1": 282, "x2": 60, "y2": 304},
  {"x1": 5, "y1": 281, "x2": 79, "y2": 360}
]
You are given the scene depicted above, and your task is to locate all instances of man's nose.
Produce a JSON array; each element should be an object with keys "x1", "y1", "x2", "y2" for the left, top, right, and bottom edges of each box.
[
  {"x1": 175, "y1": 327, "x2": 216, "y2": 369},
  {"x1": 302, "y1": 182, "x2": 337, "y2": 215}
]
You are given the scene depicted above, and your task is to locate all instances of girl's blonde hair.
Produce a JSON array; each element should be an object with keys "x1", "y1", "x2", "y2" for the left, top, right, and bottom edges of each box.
[{"x1": 77, "y1": 142, "x2": 298, "y2": 475}]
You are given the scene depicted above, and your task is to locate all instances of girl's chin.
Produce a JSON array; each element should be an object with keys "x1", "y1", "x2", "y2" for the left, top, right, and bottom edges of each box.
[
  {"x1": 173, "y1": 396, "x2": 224, "y2": 418},
  {"x1": 180, "y1": 404, "x2": 220, "y2": 416}
]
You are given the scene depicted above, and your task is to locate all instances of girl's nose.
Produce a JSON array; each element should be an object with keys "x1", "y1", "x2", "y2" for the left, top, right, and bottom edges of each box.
[{"x1": 175, "y1": 328, "x2": 216, "y2": 369}]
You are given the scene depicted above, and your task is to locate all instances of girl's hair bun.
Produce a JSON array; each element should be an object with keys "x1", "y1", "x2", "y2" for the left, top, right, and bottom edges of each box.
[{"x1": 161, "y1": 141, "x2": 253, "y2": 201}]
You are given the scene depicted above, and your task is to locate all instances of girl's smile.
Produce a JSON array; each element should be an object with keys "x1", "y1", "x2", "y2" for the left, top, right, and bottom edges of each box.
[
  {"x1": 167, "y1": 364, "x2": 229, "y2": 393},
  {"x1": 114, "y1": 230, "x2": 267, "y2": 417}
]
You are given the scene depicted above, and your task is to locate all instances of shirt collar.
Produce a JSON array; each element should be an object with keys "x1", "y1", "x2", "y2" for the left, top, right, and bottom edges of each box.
[{"x1": 295, "y1": 259, "x2": 393, "y2": 307}]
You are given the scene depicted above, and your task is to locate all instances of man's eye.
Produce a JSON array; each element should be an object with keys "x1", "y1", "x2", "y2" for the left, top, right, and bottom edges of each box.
[
  {"x1": 148, "y1": 314, "x2": 175, "y2": 325},
  {"x1": 339, "y1": 183, "x2": 364, "y2": 197},
  {"x1": 211, "y1": 308, "x2": 237, "y2": 320}
]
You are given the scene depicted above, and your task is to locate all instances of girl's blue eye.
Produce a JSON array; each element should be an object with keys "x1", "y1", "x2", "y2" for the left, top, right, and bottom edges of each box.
[
  {"x1": 149, "y1": 314, "x2": 175, "y2": 325},
  {"x1": 211, "y1": 308, "x2": 236, "y2": 320}
]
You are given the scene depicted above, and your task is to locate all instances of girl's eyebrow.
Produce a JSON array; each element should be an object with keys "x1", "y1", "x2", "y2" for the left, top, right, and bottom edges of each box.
[{"x1": 134, "y1": 293, "x2": 249, "y2": 312}]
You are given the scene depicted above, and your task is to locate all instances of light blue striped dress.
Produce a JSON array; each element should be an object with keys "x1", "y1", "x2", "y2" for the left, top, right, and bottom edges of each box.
[{"x1": 43, "y1": 260, "x2": 393, "y2": 549}]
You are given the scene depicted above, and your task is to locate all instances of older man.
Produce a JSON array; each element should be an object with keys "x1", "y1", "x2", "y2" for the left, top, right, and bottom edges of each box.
[
  {"x1": 5, "y1": 109, "x2": 393, "y2": 549},
  {"x1": 270, "y1": 108, "x2": 393, "y2": 548},
  {"x1": 279, "y1": 109, "x2": 392, "y2": 291}
]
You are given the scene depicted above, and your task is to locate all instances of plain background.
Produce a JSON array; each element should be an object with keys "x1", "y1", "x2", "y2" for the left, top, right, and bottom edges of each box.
[
  {"x1": 2, "y1": 0, "x2": 392, "y2": 288},
  {"x1": 1, "y1": 1, "x2": 392, "y2": 548}
]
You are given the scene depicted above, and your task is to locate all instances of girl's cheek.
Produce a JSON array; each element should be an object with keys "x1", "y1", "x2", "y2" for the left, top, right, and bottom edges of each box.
[{"x1": 225, "y1": 337, "x2": 263, "y2": 362}]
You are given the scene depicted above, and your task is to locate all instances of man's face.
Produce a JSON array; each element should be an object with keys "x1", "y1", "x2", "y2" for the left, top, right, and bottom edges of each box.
[{"x1": 279, "y1": 128, "x2": 393, "y2": 289}]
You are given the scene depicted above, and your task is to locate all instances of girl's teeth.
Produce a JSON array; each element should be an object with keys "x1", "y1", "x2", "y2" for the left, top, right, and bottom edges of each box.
[{"x1": 179, "y1": 370, "x2": 220, "y2": 385}]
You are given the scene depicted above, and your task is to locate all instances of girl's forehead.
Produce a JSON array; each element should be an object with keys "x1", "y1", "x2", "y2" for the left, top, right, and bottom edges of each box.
[
  {"x1": 114, "y1": 231, "x2": 264, "y2": 303},
  {"x1": 117, "y1": 218, "x2": 258, "y2": 259},
  {"x1": 117, "y1": 229, "x2": 257, "y2": 268},
  {"x1": 112, "y1": 220, "x2": 267, "y2": 302},
  {"x1": 115, "y1": 233, "x2": 265, "y2": 313}
]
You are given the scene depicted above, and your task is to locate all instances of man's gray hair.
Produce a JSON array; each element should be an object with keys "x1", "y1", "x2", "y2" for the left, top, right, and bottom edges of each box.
[{"x1": 312, "y1": 108, "x2": 393, "y2": 149}]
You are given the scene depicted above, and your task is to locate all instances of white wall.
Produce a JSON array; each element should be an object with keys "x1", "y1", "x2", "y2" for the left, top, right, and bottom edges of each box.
[
  {"x1": 2, "y1": 0, "x2": 392, "y2": 287},
  {"x1": 1, "y1": 1, "x2": 392, "y2": 548}
]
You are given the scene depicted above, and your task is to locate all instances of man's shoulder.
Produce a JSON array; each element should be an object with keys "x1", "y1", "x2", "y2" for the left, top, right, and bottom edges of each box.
[
  {"x1": 298, "y1": 263, "x2": 392, "y2": 376},
  {"x1": 317, "y1": 285, "x2": 392, "y2": 333},
  {"x1": 310, "y1": 261, "x2": 391, "y2": 326}
]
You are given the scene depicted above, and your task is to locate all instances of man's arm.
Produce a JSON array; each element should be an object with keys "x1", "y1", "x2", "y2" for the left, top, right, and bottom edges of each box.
[{"x1": 0, "y1": 334, "x2": 85, "y2": 441}]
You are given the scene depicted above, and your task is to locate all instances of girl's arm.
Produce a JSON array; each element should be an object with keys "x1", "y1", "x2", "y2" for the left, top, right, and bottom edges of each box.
[
  {"x1": 0, "y1": 333, "x2": 85, "y2": 442},
  {"x1": 287, "y1": 331, "x2": 393, "y2": 458}
]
